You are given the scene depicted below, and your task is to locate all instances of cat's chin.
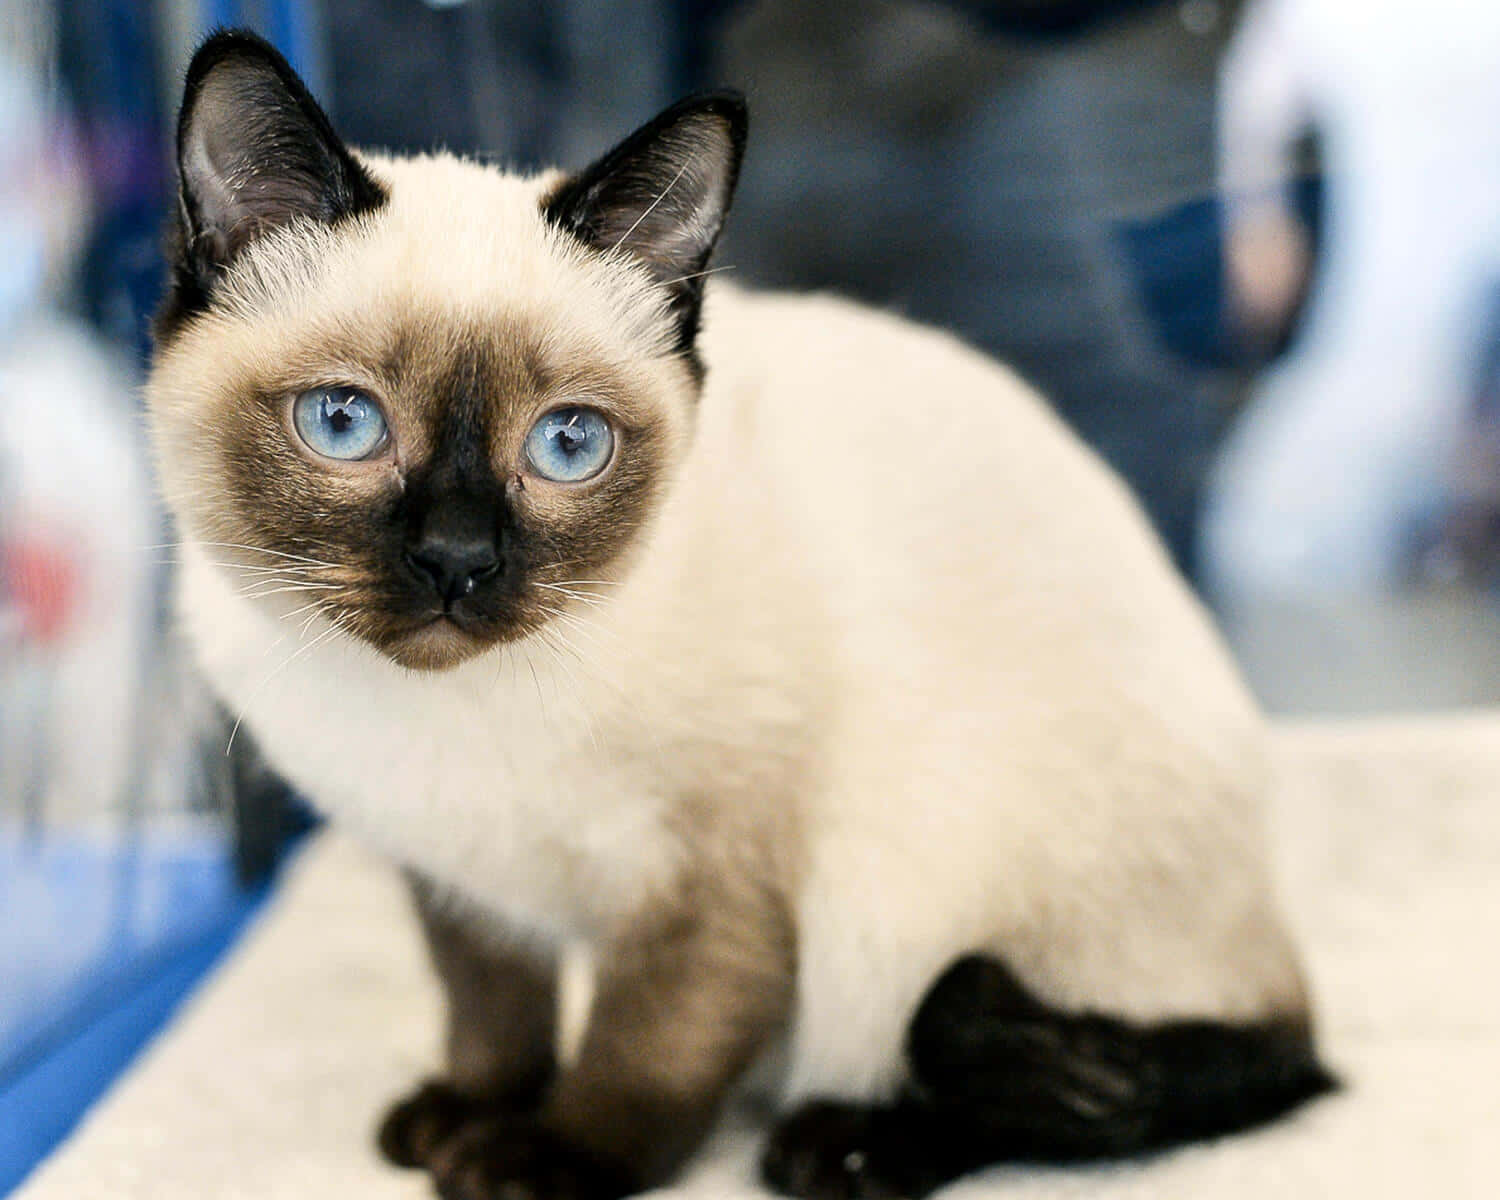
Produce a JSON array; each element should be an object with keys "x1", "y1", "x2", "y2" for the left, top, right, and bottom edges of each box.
[{"x1": 381, "y1": 617, "x2": 498, "y2": 672}]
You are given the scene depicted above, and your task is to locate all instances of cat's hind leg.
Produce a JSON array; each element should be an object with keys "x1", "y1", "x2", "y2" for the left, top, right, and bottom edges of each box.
[
  {"x1": 761, "y1": 1097, "x2": 963, "y2": 1200},
  {"x1": 906, "y1": 954, "x2": 1335, "y2": 1159},
  {"x1": 761, "y1": 954, "x2": 1335, "y2": 1199}
]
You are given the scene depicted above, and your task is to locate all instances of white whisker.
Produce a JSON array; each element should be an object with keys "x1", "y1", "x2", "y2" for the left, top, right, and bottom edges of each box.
[
  {"x1": 610, "y1": 158, "x2": 692, "y2": 253},
  {"x1": 654, "y1": 264, "x2": 736, "y2": 290},
  {"x1": 534, "y1": 584, "x2": 612, "y2": 611},
  {"x1": 281, "y1": 597, "x2": 333, "y2": 623},
  {"x1": 539, "y1": 619, "x2": 598, "y2": 672},
  {"x1": 298, "y1": 604, "x2": 329, "y2": 640},
  {"x1": 539, "y1": 604, "x2": 622, "y2": 652},
  {"x1": 537, "y1": 630, "x2": 602, "y2": 753},
  {"x1": 535, "y1": 608, "x2": 646, "y2": 749},
  {"x1": 227, "y1": 611, "x2": 349, "y2": 753},
  {"x1": 238, "y1": 581, "x2": 342, "y2": 601},
  {"x1": 154, "y1": 559, "x2": 339, "y2": 586},
  {"x1": 151, "y1": 541, "x2": 338, "y2": 568},
  {"x1": 521, "y1": 645, "x2": 549, "y2": 729}
]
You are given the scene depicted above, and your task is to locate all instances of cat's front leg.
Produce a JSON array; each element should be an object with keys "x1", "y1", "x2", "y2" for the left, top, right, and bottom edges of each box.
[
  {"x1": 378, "y1": 875, "x2": 558, "y2": 1170},
  {"x1": 427, "y1": 876, "x2": 797, "y2": 1200}
]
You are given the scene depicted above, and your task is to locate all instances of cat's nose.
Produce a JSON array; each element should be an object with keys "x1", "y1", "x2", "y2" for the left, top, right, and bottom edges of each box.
[{"x1": 403, "y1": 536, "x2": 502, "y2": 607}]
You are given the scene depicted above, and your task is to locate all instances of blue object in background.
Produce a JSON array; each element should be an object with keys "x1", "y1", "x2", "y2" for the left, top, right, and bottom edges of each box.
[
  {"x1": 1117, "y1": 175, "x2": 1325, "y2": 370},
  {"x1": 0, "y1": 830, "x2": 276, "y2": 1195},
  {"x1": 61, "y1": 0, "x2": 325, "y2": 362}
]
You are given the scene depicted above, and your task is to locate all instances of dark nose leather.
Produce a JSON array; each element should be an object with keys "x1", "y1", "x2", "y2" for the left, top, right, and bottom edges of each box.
[{"x1": 404, "y1": 535, "x2": 501, "y2": 607}]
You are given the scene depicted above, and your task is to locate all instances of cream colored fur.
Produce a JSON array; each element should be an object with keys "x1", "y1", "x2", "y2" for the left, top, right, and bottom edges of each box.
[{"x1": 151, "y1": 151, "x2": 1308, "y2": 1108}]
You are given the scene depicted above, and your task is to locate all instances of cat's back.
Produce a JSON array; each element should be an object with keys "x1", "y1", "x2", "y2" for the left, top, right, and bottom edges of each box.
[
  {"x1": 698, "y1": 284, "x2": 1160, "y2": 571},
  {"x1": 694, "y1": 285, "x2": 1252, "y2": 730}
]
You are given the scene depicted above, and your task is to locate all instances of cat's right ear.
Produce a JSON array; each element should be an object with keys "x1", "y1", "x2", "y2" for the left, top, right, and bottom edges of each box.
[
  {"x1": 543, "y1": 92, "x2": 747, "y2": 358},
  {"x1": 168, "y1": 30, "x2": 385, "y2": 305}
]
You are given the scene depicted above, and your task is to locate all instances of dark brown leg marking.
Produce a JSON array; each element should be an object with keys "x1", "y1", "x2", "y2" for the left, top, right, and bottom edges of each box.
[
  {"x1": 426, "y1": 873, "x2": 796, "y2": 1200},
  {"x1": 379, "y1": 1081, "x2": 498, "y2": 1170},
  {"x1": 377, "y1": 875, "x2": 557, "y2": 1171},
  {"x1": 427, "y1": 1115, "x2": 636, "y2": 1200},
  {"x1": 762, "y1": 954, "x2": 1336, "y2": 1199}
]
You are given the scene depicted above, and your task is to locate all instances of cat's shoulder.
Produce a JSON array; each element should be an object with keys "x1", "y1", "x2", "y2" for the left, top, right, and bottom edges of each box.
[{"x1": 695, "y1": 284, "x2": 1063, "y2": 457}]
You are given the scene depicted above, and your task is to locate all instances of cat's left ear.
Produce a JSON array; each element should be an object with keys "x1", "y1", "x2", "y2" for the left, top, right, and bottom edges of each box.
[
  {"x1": 544, "y1": 92, "x2": 747, "y2": 354},
  {"x1": 171, "y1": 30, "x2": 385, "y2": 298}
]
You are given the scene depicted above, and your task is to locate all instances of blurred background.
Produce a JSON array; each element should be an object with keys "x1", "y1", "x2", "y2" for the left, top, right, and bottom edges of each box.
[{"x1": 3, "y1": 0, "x2": 1500, "y2": 1191}]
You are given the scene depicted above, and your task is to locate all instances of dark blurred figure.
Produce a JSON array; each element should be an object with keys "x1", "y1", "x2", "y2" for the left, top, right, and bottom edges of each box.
[
  {"x1": 717, "y1": 0, "x2": 1247, "y2": 575},
  {"x1": 1407, "y1": 285, "x2": 1500, "y2": 590}
]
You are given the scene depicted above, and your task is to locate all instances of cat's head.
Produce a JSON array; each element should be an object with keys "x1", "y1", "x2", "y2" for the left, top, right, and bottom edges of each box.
[{"x1": 148, "y1": 31, "x2": 744, "y2": 670}]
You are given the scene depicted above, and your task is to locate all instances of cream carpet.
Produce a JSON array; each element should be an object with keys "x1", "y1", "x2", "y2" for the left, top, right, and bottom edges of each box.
[{"x1": 16, "y1": 716, "x2": 1497, "y2": 1199}]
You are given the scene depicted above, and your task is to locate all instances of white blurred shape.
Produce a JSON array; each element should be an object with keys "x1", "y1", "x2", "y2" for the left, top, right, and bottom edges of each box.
[
  {"x1": 1, "y1": 316, "x2": 155, "y2": 822},
  {"x1": 0, "y1": 48, "x2": 154, "y2": 823},
  {"x1": 1205, "y1": 0, "x2": 1500, "y2": 598}
]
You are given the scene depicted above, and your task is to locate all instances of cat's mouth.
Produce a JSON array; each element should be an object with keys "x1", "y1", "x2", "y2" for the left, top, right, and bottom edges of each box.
[{"x1": 384, "y1": 612, "x2": 496, "y2": 671}]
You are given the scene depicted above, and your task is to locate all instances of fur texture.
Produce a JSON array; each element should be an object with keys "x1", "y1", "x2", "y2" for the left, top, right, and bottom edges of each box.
[{"x1": 148, "y1": 31, "x2": 1322, "y2": 1200}]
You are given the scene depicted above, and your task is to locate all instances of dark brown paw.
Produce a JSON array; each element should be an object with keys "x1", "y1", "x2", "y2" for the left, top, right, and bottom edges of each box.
[
  {"x1": 377, "y1": 1081, "x2": 492, "y2": 1169},
  {"x1": 378, "y1": 1071, "x2": 555, "y2": 1170},
  {"x1": 762, "y1": 1101, "x2": 943, "y2": 1200},
  {"x1": 429, "y1": 1116, "x2": 634, "y2": 1200}
]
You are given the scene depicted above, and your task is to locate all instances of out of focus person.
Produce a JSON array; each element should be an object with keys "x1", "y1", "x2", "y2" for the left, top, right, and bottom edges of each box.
[
  {"x1": 1432, "y1": 286, "x2": 1500, "y2": 586},
  {"x1": 1204, "y1": 0, "x2": 1500, "y2": 598},
  {"x1": 1199, "y1": 0, "x2": 1500, "y2": 712},
  {"x1": 718, "y1": 0, "x2": 1247, "y2": 576}
]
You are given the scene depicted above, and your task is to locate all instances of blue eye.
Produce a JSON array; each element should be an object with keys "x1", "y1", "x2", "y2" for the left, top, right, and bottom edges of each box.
[
  {"x1": 524, "y1": 407, "x2": 615, "y2": 482},
  {"x1": 292, "y1": 387, "x2": 389, "y2": 461}
]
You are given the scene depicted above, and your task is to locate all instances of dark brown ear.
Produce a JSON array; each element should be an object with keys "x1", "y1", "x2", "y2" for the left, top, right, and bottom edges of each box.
[
  {"x1": 164, "y1": 30, "x2": 385, "y2": 324},
  {"x1": 543, "y1": 92, "x2": 747, "y2": 355}
]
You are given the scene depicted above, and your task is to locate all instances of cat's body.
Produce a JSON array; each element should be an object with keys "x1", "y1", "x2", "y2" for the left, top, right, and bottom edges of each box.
[
  {"x1": 150, "y1": 33, "x2": 1328, "y2": 1200},
  {"x1": 176, "y1": 278, "x2": 1300, "y2": 1084}
]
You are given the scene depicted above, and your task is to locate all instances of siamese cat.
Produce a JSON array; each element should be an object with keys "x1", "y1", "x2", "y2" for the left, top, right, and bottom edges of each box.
[{"x1": 148, "y1": 31, "x2": 1331, "y2": 1200}]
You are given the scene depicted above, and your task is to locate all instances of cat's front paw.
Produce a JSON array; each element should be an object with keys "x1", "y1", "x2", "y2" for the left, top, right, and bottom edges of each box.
[
  {"x1": 378, "y1": 1073, "x2": 554, "y2": 1170},
  {"x1": 761, "y1": 1101, "x2": 939, "y2": 1200},
  {"x1": 428, "y1": 1116, "x2": 634, "y2": 1200},
  {"x1": 378, "y1": 1080, "x2": 488, "y2": 1168}
]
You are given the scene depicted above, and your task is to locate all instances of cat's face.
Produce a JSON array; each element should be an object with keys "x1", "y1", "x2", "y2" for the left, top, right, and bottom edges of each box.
[{"x1": 148, "y1": 33, "x2": 744, "y2": 670}]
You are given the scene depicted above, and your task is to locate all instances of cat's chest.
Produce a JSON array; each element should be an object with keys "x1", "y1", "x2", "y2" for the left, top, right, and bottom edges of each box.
[{"x1": 183, "y1": 560, "x2": 678, "y2": 944}]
